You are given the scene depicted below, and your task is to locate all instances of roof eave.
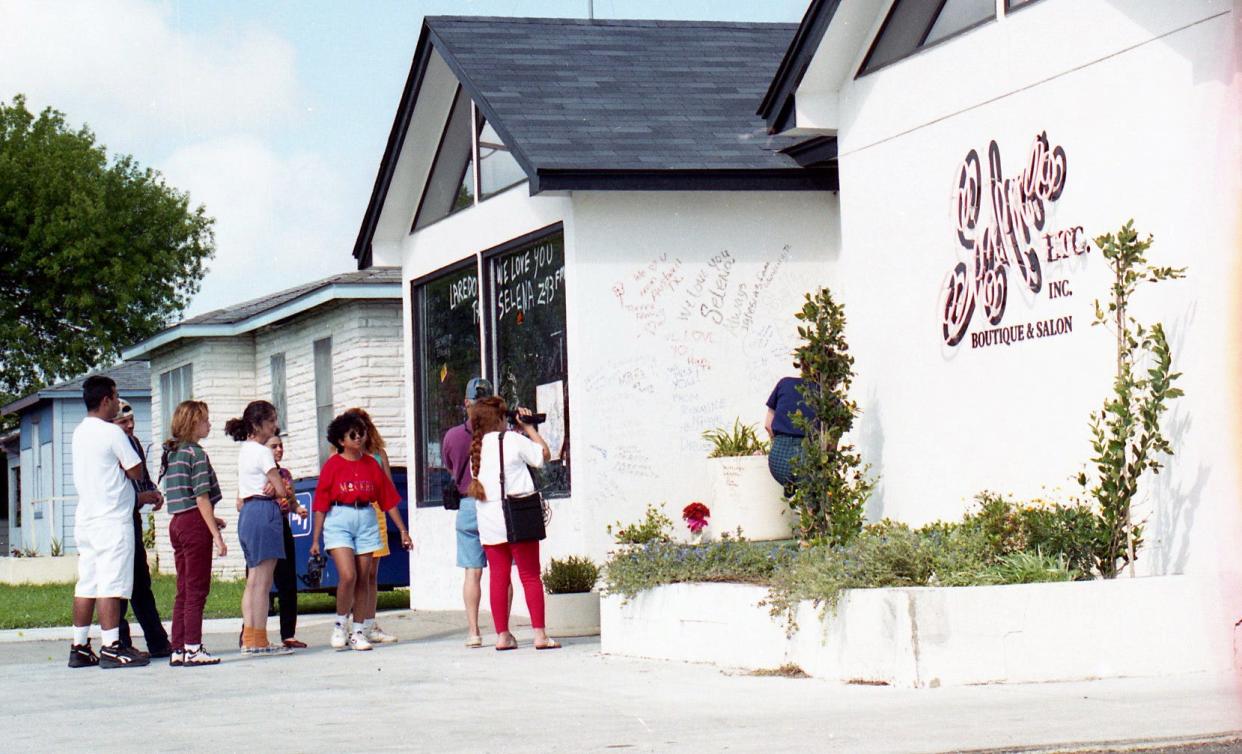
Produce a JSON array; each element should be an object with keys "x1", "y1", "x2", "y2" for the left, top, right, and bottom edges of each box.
[
  {"x1": 757, "y1": 0, "x2": 844, "y2": 134},
  {"x1": 1, "y1": 394, "x2": 48, "y2": 416},
  {"x1": 122, "y1": 282, "x2": 402, "y2": 361},
  {"x1": 532, "y1": 167, "x2": 838, "y2": 193}
]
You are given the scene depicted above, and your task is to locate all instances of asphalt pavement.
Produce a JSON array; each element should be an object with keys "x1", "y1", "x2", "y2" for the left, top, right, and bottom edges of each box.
[{"x1": 2, "y1": 609, "x2": 1240, "y2": 753}]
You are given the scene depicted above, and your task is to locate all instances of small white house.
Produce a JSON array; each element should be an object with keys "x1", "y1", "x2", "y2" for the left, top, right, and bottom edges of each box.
[{"x1": 122, "y1": 268, "x2": 406, "y2": 576}]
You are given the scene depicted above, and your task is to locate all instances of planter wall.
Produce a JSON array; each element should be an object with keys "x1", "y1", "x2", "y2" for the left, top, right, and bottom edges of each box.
[
  {"x1": 545, "y1": 591, "x2": 601, "y2": 637},
  {"x1": 706, "y1": 456, "x2": 792, "y2": 542},
  {"x1": 0, "y1": 555, "x2": 79, "y2": 585},
  {"x1": 601, "y1": 577, "x2": 1231, "y2": 687}
]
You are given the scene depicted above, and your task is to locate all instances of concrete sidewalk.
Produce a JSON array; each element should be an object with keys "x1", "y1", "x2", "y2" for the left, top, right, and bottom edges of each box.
[{"x1": 1, "y1": 610, "x2": 1239, "y2": 753}]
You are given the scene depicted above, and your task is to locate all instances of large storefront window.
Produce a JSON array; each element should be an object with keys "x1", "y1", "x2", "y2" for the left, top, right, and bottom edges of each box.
[
  {"x1": 414, "y1": 262, "x2": 481, "y2": 506},
  {"x1": 487, "y1": 232, "x2": 570, "y2": 497}
]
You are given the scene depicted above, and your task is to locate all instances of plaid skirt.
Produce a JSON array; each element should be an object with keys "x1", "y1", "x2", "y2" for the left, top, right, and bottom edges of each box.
[{"x1": 768, "y1": 434, "x2": 803, "y2": 486}]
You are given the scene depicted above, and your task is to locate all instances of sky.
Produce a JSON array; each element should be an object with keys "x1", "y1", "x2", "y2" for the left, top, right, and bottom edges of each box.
[{"x1": 0, "y1": 0, "x2": 809, "y2": 317}]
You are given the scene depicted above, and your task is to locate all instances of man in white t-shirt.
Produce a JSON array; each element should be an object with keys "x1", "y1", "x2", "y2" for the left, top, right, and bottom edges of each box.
[{"x1": 67, "y1": 375, "x2": 150, "y2": 669}]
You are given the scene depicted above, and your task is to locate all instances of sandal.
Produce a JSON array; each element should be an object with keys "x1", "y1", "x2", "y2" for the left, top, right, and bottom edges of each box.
[
  {"x1": 534, "y1": 639, "x2": 562, "y2": 651},
  {"x1": 495, "y1": 633, "x2": 518, "y2": 651},
  {"x1": 465, "y1": 635, "x2": 483, "y2": 649}
]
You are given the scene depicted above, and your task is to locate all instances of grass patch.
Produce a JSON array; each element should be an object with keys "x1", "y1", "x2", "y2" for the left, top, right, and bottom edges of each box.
[{"x1": 0, "y1": 573, "x2": 409, "y2": 630}]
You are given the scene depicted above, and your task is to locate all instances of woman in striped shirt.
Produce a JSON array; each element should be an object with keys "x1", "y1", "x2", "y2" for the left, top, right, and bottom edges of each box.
[{"x1": 160, "y1": 400, "x2": 225, "y2": 667}]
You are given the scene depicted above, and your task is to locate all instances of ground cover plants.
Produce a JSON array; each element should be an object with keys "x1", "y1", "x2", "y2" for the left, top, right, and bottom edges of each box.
[{"x1": 603, "y1": 493, "x2": 1093, "y2": 632}]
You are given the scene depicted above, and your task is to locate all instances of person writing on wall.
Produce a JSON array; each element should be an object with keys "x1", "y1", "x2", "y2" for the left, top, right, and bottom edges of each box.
[{"x1": 764, "y1": 363, "x2": 819, "y2": 493}]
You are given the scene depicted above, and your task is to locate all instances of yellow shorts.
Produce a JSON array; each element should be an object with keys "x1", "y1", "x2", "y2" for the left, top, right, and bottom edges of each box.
[{"x1": 372, "y1": 502, "x2": 390, "y2": 559}]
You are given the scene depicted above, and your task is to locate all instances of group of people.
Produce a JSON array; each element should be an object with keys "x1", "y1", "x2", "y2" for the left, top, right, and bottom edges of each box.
[{"x1": 66, "y1": 373, "x2": 411, "y2": 669}]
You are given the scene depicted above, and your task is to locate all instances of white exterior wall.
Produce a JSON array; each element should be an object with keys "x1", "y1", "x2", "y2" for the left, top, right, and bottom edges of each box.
[
  {"x1": 146, "y1": 300, "x2": 405, "y2": 577},
  {"x1": 401, "y1": 188, "x2": 836, "y2": 611},
  {"x1": 253, "y1": 300, "x2": 407, "y2": 481},
  {"x1": 821, "y1": 0, "x2": 1239, "y2": 577}
]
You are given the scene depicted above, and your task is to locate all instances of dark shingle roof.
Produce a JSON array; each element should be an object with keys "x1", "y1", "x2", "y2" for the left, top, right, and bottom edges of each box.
[
  {"x1": 44, "y1": 361, "x2": 151, "y2": 395},
  {"x1": 426, "y1": 17, "x2": 806, "y2": 176},
  {"x1": 179, "y1": 267, "x2": 401, "y2": 327}
]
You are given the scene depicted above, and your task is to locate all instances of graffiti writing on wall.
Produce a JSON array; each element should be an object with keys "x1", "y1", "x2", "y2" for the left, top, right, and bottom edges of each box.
[{"x1": 940, "y1": 131, "x2": 1089, "y2": 348}]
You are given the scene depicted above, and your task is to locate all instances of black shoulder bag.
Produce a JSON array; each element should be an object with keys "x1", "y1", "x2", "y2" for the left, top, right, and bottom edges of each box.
[{"x1": 498, "y1": 430, "x2": 549, "y2": 543}]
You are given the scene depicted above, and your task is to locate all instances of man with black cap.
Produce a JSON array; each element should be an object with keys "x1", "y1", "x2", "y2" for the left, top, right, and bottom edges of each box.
[
  {"x1": 112, "y1": 399, "x2": 172, "y2": 658},
  {"x1": 441, "y1": 377, "x2": 506, "y2": 648}
]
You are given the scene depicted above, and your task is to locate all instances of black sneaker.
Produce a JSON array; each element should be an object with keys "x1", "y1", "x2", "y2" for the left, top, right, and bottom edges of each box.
[
  {"x1": 147, "y1": 645, "x2": 173, "y2": 659},
  {"x1": 99, "y1": 641, "x2": 151, "y2": 669},
  {"x1": 68, "y1": 641, "x2": 99, "y2": 668}
]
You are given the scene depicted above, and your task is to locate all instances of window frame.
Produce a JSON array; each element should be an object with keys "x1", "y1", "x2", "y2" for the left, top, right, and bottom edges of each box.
[
  {"x1": 856, "y1": 0, "x2": 997, "y2": 78},
  {"x1": 410, "y1": 256, "x2": 484, "y2": 508},
  {"x1": 480, "y1": 223, "x2": 571, "y2": 499},
  {"x1": 313, "y1": 337, "x2": 334, "y2": 466},
  {"x1": 270, "y1": 352, "x2": 287, "y2": 430},
  {"x1": 159, "y1": 363, "x2": 193, "y2": 438}
]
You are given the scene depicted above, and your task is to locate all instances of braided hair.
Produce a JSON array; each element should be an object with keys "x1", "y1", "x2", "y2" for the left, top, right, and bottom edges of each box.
[{"x1": 465, "y1": 397, "x2": 507, "y2": 500}]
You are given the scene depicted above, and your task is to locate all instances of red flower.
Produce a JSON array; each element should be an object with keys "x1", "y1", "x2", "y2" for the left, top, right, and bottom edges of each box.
[{"x1": 683, "y1": 502, "x2": 710, "y2": 533}]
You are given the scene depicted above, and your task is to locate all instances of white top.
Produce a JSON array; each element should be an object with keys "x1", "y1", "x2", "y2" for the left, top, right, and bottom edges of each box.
[
  {"x1": 474, "y1": 431, "x2": 545, "y2": 546},
  {"x1": 71, "y1": 416, "x2": 142, "y2": 526},
  {"x1": 237, "y1": 440, "x2": 277, "y2": 498}
]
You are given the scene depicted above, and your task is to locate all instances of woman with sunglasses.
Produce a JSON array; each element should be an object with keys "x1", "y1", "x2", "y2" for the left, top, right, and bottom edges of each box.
[
  {"x1": 345, "y1": 407, "x2": 398, "y2": 645},
  {"x1": 310, "y1": 412, "x2": 411, "y2": 651}
]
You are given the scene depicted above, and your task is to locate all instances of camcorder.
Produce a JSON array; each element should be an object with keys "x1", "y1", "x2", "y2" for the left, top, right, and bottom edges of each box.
[
  {"x1": 301, "y1": 553, "x2": 327, "y2": 589},
  {"x1": 506, "y1": 409, "x2": 547, "y2": 426}
]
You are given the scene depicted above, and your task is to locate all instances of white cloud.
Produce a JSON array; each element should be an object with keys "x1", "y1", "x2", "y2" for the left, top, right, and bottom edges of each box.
[
  {"x1": 0, "y1": 0, "x2": 299, "y2": 147},
  {"x1": 160, "y1": 136, "x2": 356, "y2": 316}
]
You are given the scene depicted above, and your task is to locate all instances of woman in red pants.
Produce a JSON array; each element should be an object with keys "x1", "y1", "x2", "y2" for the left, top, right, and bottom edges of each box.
[{"x1": 465, "y1": 396, "x2": 559, "y2": 651}]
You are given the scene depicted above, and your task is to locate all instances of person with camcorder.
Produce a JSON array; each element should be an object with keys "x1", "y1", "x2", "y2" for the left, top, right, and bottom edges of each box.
[{"x1": 465, "y1": 396, "x2": 560, "y2": 651}]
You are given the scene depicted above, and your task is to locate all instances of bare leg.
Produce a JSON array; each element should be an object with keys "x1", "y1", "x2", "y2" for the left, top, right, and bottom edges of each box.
[
  {"x1": 72, "y1": 597, "x2": 96, "y2": 630},
  {"x1": 463, "y1": 568, "x2": 482, "y2": 636},
  {"x1": 243, "y1": 560, "x2": 277, "y2": 628},
  {"x1": 352, "y1": 555, "x2": 375, "y2": 621},
  {"x1": 367, "y1": 563, "x2": 380, "y2": 622},
  {"x1": 96, "y1": 597, "x2": 121, "y2": 631},
  {"x1": 329, "y1": 548, "x2": 357, "y2": 617}
]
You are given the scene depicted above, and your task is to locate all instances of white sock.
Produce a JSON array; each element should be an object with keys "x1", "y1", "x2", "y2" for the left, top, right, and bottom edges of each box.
[
  {"x1": 101, "y1": 627, "x2": 119, "y2": 646},
  {"x1": 353, "y1": 623, "x2": 366, "y2": 635},
  {"x1": 335, "y1": 614, "x2": 348, "y2": 629},
  {"x1": 363, "y1": 618, "x2": 375, "y2": 631},
  {"x1": 185, "y1": 643, "x2": 201, "y2": 652},
  {"x1": 73, "y1": 626, "x2": 89, "y2": 646}
]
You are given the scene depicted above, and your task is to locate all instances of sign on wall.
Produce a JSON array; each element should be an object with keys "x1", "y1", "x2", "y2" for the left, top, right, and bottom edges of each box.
[{"x1": 939, "y1": 131, "x2": 1089, "y2": 349}]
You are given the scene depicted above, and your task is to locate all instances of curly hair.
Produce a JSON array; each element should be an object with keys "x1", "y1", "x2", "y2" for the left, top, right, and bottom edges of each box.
[
  {"x1": 345, "y1": 407, "x2": 386, "y2": 454},
  {"x1": 326, "y1": 411, "x2": 368, "y2": 453},
  {"x1": 465, "y1": 396, "x2": 507, "y2": 500},
  {"x1": 224, "y1": 400, "x2": 277, "y2": 442}
]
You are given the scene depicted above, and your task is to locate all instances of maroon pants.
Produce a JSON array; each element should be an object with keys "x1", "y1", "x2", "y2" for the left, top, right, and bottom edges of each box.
[
  {"x1": 169, "y1": 511, "x2": 214, "y2": 648},
  {"x1": 483, "y1": 540, "x2": 545, "y2": 633}
]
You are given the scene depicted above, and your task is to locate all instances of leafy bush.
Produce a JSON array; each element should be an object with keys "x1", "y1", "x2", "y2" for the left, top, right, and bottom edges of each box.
[
  {"x1": 543, "y1": 556, "x2": 600, "y2": 594},
  {"x1": 607, "y1": 504, "x2": 674, "y2": 545},
  {"x1": 984, "y1": 551, "x2": 1075, "y2": 585},
  {"x1": 702, "y1": 419, "x2": 770, "y2": 457},
  {"x1": 603, "y1": 540, "x2": 796, "y2": 601}
]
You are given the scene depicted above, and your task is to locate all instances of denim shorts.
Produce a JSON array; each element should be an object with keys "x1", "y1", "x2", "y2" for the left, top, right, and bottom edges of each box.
[
  {"x1": 455, "y1": 497, "x2": 487, "y2": 569},
  {"x1": 238, "y1": 497, "x2": 285, "y2": 568},
  {"x1": 323, "y1": 504, "x2": 383, "y2": 555}
]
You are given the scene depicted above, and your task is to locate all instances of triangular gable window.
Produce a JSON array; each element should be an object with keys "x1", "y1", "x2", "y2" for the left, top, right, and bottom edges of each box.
[
  {"x1": 413, "y1": 88, "x2": 528, "y2": 232},
  {"x1": 858, "y1": 0, "x2": 995, "y2": 76}
]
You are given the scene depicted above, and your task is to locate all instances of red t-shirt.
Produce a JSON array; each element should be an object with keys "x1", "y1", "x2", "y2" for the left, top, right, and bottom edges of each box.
[{"x1": 312, "y1": 454, "x2": 400, "y2": 514}]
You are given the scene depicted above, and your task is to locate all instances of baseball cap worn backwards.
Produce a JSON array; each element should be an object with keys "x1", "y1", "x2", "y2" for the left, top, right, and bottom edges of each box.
[
  {"x1": 466, "y1": 377, "x2": 494, "y2": 401},
  {"x1": 113, "y1": 399, "x2": 134, "y2": 422}
]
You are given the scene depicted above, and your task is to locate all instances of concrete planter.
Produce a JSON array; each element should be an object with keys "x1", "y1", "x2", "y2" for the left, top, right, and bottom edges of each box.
[
  {"x1": 601, "y1": 577, "x2": 1232, "y2": 687},
  {"x1": 545, "y1": 590, "x2": 601, "y2": 637},
  {"x1": 705, "y1": 456, "x2": 792, "y2": 542},
  {"x1": 0, "y1": 554, "x2": 79, "y2": 585}
]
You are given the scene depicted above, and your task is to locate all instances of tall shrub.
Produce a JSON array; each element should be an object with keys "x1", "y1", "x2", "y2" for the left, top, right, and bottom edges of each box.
[
  {"x1": 1079, "y1": 221, "x2": 1185, "y2": 578},
  {"x1": 789, "y1": 287, "x2": 875, "y2": 545}
]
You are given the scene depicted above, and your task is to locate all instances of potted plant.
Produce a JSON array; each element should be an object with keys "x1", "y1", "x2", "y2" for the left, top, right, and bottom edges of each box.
[
  {"x1": 701, "y1": 419, "x2": 792, "y2": 541},
  {"x1": 543, "y1": 556, "x2": 602, "y2": 637}
]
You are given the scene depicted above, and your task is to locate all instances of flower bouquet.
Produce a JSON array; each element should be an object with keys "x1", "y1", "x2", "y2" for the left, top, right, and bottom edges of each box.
[{"x1": 682, "y1": 502, "x2": 711, "y2": 543}]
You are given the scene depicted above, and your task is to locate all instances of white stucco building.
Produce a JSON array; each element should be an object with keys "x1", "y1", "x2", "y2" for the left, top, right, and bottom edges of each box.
[
  {"x1": 122, "y1": 268, "x2": 406, "y2": 576},
  {"x1": 355, "y1": 0, "x2": 1241, "y2": 660}
]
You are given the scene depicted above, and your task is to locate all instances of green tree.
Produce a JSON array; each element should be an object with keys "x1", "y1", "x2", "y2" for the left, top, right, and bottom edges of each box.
[
  {"x1": 0, "y1": 94, "x2": 214, "y2": 404},
  {"x1": 789, "y1": 287, "x2": 876, "y2": 545},
  {"x1": 1078, "y1": 221, "x2": 1185, "y2": 578}
]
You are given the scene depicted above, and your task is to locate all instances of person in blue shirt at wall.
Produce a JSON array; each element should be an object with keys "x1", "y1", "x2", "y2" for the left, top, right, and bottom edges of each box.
[{"x1": 764, "y1": 367, "x2": 819, "y2": 492}]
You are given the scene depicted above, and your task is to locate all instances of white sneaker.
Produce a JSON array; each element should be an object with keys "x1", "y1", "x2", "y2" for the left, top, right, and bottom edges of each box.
[
  {"x1": 365, "y1": 624, "x2": 397, "y2": 644},
  {"x1": 349, "y1": 632, "x2": 373, "y2": 651},
  {"x1": 330, "y1": 625, "x2": 347, "y2": 650}
]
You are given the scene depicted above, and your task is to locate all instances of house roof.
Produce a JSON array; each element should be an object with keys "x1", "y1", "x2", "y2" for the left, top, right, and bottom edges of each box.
[
  {"x1": 2, "y1": 361, "x2": 151, "y2": 416},
  {"x1": 757, "y1": 0, "x2": 844, "y2": 134},
  {"x1": 354, "y1": 16, "x2": 838, "y2": 266},
  {"x1": 121, "y1": 267, "x2": 402, "y2": 361}
]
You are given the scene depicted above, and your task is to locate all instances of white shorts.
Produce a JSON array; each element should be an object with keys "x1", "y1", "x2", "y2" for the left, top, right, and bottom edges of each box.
[{"x1": 74, "y1": 519, "x2": 134, "y2": 599}]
